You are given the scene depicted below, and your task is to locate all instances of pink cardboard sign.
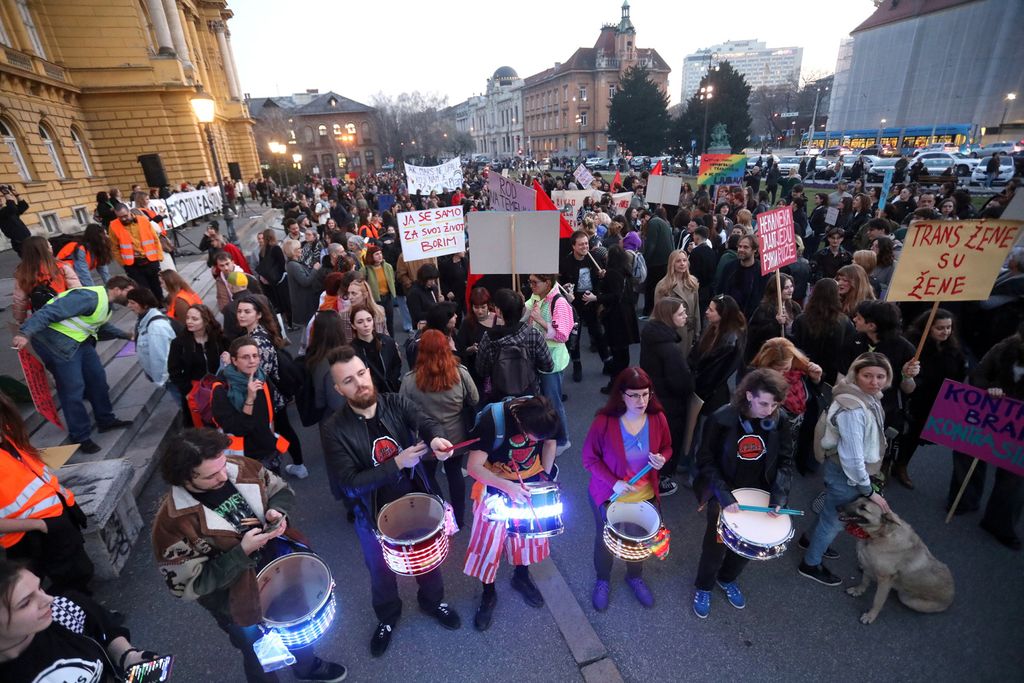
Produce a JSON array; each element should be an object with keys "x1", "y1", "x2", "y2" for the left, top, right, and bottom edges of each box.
[
  {"x1": 757, "y1": 205, "x2": 798, "y2": 275},
  {"x1": 922, "y1": 379, "x2": 1024, "y2": 477}
]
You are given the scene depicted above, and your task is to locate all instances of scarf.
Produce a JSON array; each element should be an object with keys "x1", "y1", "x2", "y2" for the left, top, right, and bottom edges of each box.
[
  {"x1": 222, "y1": 364, "x2": 266, "y2": 412},
  {"x1": 782, "y1": 369, "x2": 808, "y2": 414}
]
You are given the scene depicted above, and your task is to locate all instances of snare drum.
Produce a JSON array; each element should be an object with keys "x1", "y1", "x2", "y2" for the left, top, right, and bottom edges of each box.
[
  {"x1": 257, "y1": 552, "x2": 336, "y2": 648},
  {"x1": 717, "y1": 488, "x2": 794, "y2": 560},
  {"x1": 376, "y1": 493, "x2": 450, "y2": 576},
  {"x1": 603, "y1": 501, "x2": 663, "y2": 561},
  {"x1": 483, "y1": 481, "x2": 564, "y2": 538}
]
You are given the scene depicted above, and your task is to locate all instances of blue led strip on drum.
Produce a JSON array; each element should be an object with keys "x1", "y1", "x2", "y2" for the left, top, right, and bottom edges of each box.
[{"x1": 269, "y1": 593, "x2": 337, "y2": 648}]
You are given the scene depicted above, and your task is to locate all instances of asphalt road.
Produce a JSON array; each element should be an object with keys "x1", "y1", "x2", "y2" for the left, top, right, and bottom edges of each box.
[{"x1": 95, "y1": 324, "x2": 1024, "y2": 683}]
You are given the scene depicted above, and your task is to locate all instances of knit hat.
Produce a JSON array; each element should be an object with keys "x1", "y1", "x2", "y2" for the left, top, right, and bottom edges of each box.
[
  {"x1": 227, "y1": 271, "x2": 248, "y2": 288},
  {"x1": 623, "y1": 231, "x2": 642, "y2": 252}
]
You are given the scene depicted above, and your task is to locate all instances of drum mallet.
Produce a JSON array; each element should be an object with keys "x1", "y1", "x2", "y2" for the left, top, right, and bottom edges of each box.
[{"x1": 609, "y1": 464, "x2": 653, "y2": 503}]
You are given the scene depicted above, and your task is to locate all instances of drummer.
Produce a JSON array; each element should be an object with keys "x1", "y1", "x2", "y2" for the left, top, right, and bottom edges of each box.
[
  {"x1": 152, "y1": 428, "x2": 347, "y2": 683},
  {"x1": 320, "y1": 346, "x2": 459, "y2": 658},
  {"x1": 691, "y1": 368, "x2": 794, "y2": 619},
  {"x1": 581, "y1": 367, "x2": 672, "y2": 612},
  {"x1": 463, "y1": 396, "x2": 560, "y2": 631}
]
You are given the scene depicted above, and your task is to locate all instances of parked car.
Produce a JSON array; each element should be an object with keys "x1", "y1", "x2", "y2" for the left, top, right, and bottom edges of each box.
[
  {"x1": 858, "y1": 145, "x2": 899, "y2": 157},
  {"x1": 795, "y1": 147, "x2": 820, "y2": 156},
  {"x1": 865, "y1": 157, "x2": 901, "y2": 183},
  {"x1": 978, "y1": 141, "x2": 1023, "y2": 156},
  {"x1": 775, "y1": 155, "x2": 802, "y2": 175},
  {"x1": 970, "y1": 155, "x2": 1015, "y2": 185},
  {"x1": 817, "y1": 146, "x2": 853, "y2": 160},
  {"x1": 910, "y1": 152, "x2": 979, "y2": 177},
  {"x1": 746, "y1": 154, "x2": 778, "y2": 169},
  {"x1": 915, "y1": 142, "x2": 961, "y2": 154},
  {"x1": 629, "y1": 155, "x2": 650, "y2": 170}
]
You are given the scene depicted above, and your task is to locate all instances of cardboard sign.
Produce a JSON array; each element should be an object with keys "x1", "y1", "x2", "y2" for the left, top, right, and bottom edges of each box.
[
  {"x1": 378, "y1": 194, "x2": 397, "y2": 213},
  {"x1": 398, "y1": 206, "x2": 466, "y2": 261},
  {"x1": 573, "y1": 164, "x2": 595, "y2": 188},
  {"x1": 645, "y1": 175, "x2": 682, "y2": 206},
  {"x1": 551, "y1": 190, "x2": 593, "y2": 227},
  {"x1": 922, "y1": 380, "x2": 1024, "y2": 477},
  {"x1": 611, "y1": 192, "x2": 634, "y2": 216},
  {"x1": 18, "y1": 349, "x2": 63, "y2": 429},
  {"x1": 487, "y1": 174, "x2": 536, "y2": 212},
  {"x1": 39, "y1": 444, "x2": 78, "y2": 470},
  {"x1": 698, "y1": 154, "x2": 746, "y2": 185},
  {"x1": 465, "y1": 212, "x2": 560, "y2": 274},
  {"x1": 757, "y1": 205, "x2": 798, "y2": 275},
  {"x1": 825, "y1": 207, "x2": 839, "y2": 226},
  {"x1": 886, "y1": 220, "x2": 1021, "y2": 302},
  {"x1": 405, "y1": 157, "x2": 463, "y2": 194}
]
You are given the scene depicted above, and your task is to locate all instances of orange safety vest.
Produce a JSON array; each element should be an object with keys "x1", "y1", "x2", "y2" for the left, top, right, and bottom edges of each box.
[
  {"x1": 212, "y1": 380, "x2": 289, "y2": 457},
  {"x1": 109, "y1": 213, "x2": 162, "y2": 266},
  {"x1": 358, "y1": 223, "x2": 379, "y2": 240},
  {"x1": 56, "y1": 241, "x2": 97, "y2": 271},
  {"x1": 169, "y1": 289, "x2": 203, "y2": 320},
  {"x1": 0, "y1": 442, "x2": 76, "y2": 548}
]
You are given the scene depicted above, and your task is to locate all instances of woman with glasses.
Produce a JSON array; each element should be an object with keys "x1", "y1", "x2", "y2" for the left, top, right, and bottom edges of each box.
[
  {"x1": 691, "y1": 368, "x2": 793, "y2": 618},
  {"x1": 525, "y1": 274, "x2": 574, "y2": 453},
  {"x1": 582, "y1": 367, "x2": 671, "y2": 611}
]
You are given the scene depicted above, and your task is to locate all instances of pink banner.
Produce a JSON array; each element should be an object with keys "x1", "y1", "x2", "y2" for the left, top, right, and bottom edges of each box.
[
  {"x1": 922, "y1": 379, "x2": 1024, "y2": 477},
  {"x1": 757, "y1": 205, "x2": 798, "y2": 275}
]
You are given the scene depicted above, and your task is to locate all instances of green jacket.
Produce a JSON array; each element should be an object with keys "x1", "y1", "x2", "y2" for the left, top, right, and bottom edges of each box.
[{"x1": 365, "y1": 261, "x2": 396, "y2": 302}]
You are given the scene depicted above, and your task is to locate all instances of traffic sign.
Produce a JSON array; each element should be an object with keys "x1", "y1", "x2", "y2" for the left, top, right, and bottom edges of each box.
[{"x1": 780, "y1": 111, "x2": 800, "y2": 118}]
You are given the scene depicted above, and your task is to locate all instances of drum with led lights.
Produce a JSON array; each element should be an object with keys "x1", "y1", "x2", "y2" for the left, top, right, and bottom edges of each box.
[
  {"x1": 376, "y1": 493, "x2": 450, "y2": 576},
  {"x1": 256, "y1": 552, "x2": 336, "y2": 648},
  {"x1": 717, "y1": 488, "x2": 794, "y2": 560},
  {"x1": 483, "y1": 481, "x2": 564, "y2": 538},
  {"x1": 603, "y1": 500, "x2": 664, "y2": 561}
]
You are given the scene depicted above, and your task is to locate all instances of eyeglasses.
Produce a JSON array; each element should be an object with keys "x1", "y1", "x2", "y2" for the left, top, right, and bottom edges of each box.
[{"x1": 623, "y1": 391, "x2": 651, "y2": 401}]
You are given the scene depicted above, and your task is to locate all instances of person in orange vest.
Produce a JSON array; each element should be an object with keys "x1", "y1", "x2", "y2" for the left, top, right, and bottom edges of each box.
[
  {"x1": 210, "y1": 337, "x2": 289, "y2": 473},
  {"x1": 0, "y1": 393, "x2": 93, "y2": 595},
  {"x1": 159, "y1": 269, "x2": 203, "y2": 321},
  {"x1": 108, "y1": 204, "x2": 164, "y2": 302},
  {"x1": 55, "y1": 223, "x2": 114, "y2": 286}
]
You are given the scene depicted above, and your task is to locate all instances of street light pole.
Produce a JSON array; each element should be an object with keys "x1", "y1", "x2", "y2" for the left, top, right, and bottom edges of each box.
[
  {"x1": 1000, "y1": 92, "x2": 1017, "y2": 130},
  {"x1": 700, "y1": 85, "x2": 713, "y2": 154},
  {"x1": 190, "y1": 91, "x2": 226, "y2": 204},
  {"x1": 878, "y1": 118, "x2": 886, "y2": 146}
]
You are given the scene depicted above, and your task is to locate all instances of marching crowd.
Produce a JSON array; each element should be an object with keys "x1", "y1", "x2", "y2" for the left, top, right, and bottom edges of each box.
[{"x1": 0, "y1": 161, "x2": 1021, "y2": 682}]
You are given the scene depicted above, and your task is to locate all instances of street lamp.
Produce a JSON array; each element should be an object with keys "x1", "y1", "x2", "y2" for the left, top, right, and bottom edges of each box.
[
  {"x1": 878, "y1": 118, "x2": 886, "y2": 146},
  {"x1": 575, "y1": 113, "x2": 584, "y2": 156},
  {"x1": 808, "y1": 86, "x2": 829, "y2": 151},
  {"x1": 190, "y1": 91, "x2": 224, "y2": 194},
  {"x1": 700, "y1": 85, "x2": 714, "y2": 154},
  {"x1": 1001, "y1": 93, "x2": 1017, "y2": 130},
  {"x1": 268, "y1": 141, "x2": 289, "y2": 185},
  {"x1": 292, "y1": 153, "x2": 302, "y2": 176}
]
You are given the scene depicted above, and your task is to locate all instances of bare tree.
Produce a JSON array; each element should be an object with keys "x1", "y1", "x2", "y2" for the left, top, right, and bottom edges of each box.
[{"x1": 371, "y1": 91, "x2": 451, "y2": 164}]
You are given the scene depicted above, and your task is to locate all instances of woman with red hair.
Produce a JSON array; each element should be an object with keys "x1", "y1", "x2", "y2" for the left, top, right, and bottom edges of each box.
[
  {"x1": 400, "y1": 329, "x2": 479, "y2": 527},
  {"x1": 582, "y1": 367, "x2": 672, "y2": 611}
]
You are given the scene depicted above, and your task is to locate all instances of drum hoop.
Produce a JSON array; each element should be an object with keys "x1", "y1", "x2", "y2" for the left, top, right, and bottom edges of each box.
[
  {"x1": 719, "y1": 488, "x2": 793, "y2": 546},
  {"x1": 377, "y1": 493, "x2": 446, "y2": 546},
  {"x1": 605, "y1": 501, "x2": 661, "y2": 542},
  {"x1": 256, "y1": 553, "x2": 334, "y2": 628}
]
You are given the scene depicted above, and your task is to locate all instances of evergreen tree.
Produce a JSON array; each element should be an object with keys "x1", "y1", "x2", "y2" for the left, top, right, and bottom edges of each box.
[
  {"x1": 608, "y1": 65, "x2": 670, "y2": 156},
  {"x1": 678, "y1": 61, "x2": 752, "y2": 154}
]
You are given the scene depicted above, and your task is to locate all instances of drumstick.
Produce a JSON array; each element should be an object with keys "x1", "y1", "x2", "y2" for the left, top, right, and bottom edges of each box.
[
  {"x1": 511, "y1": 466, "x2": 543, "y2": 531},
  {"x1": 437, "y1": 438, "x2": 481, "y2": 452},
  {"x1": 609, "y1": 464, "x2": 653, "y2": 503},
  {"x1": 736, "y1": 505, "x2": 805, "y2": 516}
]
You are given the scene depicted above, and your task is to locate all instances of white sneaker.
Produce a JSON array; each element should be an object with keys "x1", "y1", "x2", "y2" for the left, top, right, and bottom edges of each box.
[
  {"x1": 285, "y1": 464, "x2": 309, "y2": 479},
  {"x1": 556, "y1": 441, "x2": 572, "y2": 456}
]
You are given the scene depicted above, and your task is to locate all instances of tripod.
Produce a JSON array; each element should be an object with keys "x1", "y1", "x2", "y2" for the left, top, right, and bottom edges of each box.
[{"x1": 170, "y1": 225, "x2": 202, "y2": 256}]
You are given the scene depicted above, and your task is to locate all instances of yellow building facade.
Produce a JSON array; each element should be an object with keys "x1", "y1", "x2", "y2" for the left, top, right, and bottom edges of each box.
[{"x1": 0, "y1": 0, "x2": 259, "y2": 246}]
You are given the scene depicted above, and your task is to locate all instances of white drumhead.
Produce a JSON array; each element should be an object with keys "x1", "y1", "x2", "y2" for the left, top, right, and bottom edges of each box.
[
  {"x1": 606, "y1": 501, "x2": 661, "y2": 541},
  {"x1": 377, "y1": 493, "x2": 445, "y2": 544},
  {"x1": 721, "y1": 488, "x2": 792, "y2": 544}
]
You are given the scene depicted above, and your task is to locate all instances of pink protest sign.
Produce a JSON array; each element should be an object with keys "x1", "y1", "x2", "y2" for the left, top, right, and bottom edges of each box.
[
  {"x1": 757, "y1": 205, "x2": 798, "y2": 275},
  {"x1": 922, "y1": 379, "x2": 1024, "y2": 477}
]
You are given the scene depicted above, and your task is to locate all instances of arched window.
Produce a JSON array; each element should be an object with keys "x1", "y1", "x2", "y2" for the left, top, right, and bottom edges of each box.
[
  {"x1": 0, "y1": 118, "x2": 30, "y2": 180},
  {"x1": 39, "y1": 123, "x2": 66, "y2": 179},
  {"x1": 70, "y1": 126, "x2": 93, "y2": 176},
  {"x1": 361, "y1": 122, "x2": 370, "y2": 138},
  {"x1": 317, "y1": 124, "x2": 327, "y2": 137},
  {"x1": 332, "y1": 123, "x2": 341, "y2": 136},
  {"x1": 345, "y1": 123, "x2": 356, "y2": 135},
  {"x1": 303, "y1": 126, "x2": 313, "y2": 143}
]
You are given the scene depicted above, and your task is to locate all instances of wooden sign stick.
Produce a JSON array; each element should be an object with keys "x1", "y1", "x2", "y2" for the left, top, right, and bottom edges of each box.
[
  {"x1": 776, "y1": 268, "x2": 785, "y2": 337},
  {"x1": 913, "y1": 301, "x2": 941, "y2": 362},
  {"x1": 945, "y1": 458, "x2": 979, "y2": 524},
  {"x1": 509, "y1": 214, "x2": 518, "y2": 293}
]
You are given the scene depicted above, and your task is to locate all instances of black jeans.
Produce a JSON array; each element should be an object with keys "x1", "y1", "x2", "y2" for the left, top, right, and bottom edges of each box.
[
  {"x1": 591, "y1": 497, "x2": 643, "y2": 581},
  {"x1": 274, "y1": 407, "x2": 303, "y2": 466},
  {"x1": 948, "y1": 453, "x2": 1023, "y2": 540},
  {"x1": 424, "y1": 455, "x2": 466, "y2": 528},
  {"x1": 211, "y1": 610, "x2": 320, "y2": 683},
  {"x1": 124, "y1": 260, "x2": 163, "y2": 303},
  {"x1": 353, "y1": 516, "x2": 445, "y2": 623},
  {"x1": 572, "y1": 302, "x2": 608, "y2": 361},
  {"x1": 694, "y1": 500, "x2": 749, "y2": 591}
]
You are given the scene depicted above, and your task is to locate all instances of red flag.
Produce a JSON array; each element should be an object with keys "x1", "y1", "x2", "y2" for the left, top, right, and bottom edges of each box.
[
  {"x1": 650, "y1": 160, "x2": 663, "y2": 176},
  {"x1": 611, "y1": 170, "x2": 622, "y2": 191},
  {"x1": 466, "y1": 265, "x2": 483, "y2": 309},
  {"x1": 532, "y1": 179, "x2": 573, "y2": 238}
]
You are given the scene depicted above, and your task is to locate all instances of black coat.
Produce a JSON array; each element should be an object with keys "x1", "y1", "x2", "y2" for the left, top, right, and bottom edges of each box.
[
  {"x1": 0, "y1": 198, "x2": 31, "y2": 249},
  {"x1": 352, "y1": 335, "x2": 402, "y2": 393},
  {"x1": 639, "y1": 321, "x2": 694, "y2": 418},
  {"x1": 596, "y1": 269, "x2": 639, "y2": 348},
  {"x1": 406, "y1": 282, "x2": 439, "y2": 327},
  {"x1": 167, "y1": 333, "x2": 227, "y2": 397},
  {"x1": 791, "y1": 314, "x2": 855, "y2": 385}
]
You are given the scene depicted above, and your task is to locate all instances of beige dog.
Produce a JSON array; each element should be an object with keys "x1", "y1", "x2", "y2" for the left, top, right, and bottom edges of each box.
[{"x1": 839, "y1": 498, "x2": 955, "y2": 624}]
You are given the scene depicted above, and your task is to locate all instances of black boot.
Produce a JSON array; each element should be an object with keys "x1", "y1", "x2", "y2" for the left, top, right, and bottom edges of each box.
[
  {"x1": 474, "y1": 589, "x2": 497, "y2": 631},
  {"x1": 572, "y1": 360, "x2": 582, "y2": 383}
]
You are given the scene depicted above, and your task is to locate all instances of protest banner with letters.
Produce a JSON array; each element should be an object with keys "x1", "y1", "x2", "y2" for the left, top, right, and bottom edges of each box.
[
  {"x1": 551, "y1": 190, "x2": 593, "y2": 227},
  {"x1": 398, "y1": 206, "x2": 465, "y2": 261},
  {"x1": 146, "y1": 187, "x2": 223, "y2": 229},
  {"x1": 825, "y1": 207, "x2": 839, "y2": 226},
  {"x1": 698, "y1": 154, "x2": 746, "y2": 186},
  {"x1": 466, "y1": 212, "x2": 560, "y2": 274},
  {"x1": 405, "y1": 157, "x2": 464, "y2": 194},
  {"x1": 488, "y1": 174, "x2": 536, "y2": 212},
  {"x1": 923, "y1": 379, "x2": 1024, "y2": 478},
  {"x1": 573, "y1": 164, "x2": 595, "y2": 188},
  {"x1": 886, "y1": 220, "x2": 1021, "y2": 302},
  {"x1": 18, "y1": 349, "x2": 62, "y2": 429},
  {"x1": 611, "y1": 192, "x2": 633, "y2": 216},
  {"x1": 757, "y1": 205, "x2": 798, "y2": 275},
  {"x1": 645, "y1": 175, "x2": 682, "y2": 206}
]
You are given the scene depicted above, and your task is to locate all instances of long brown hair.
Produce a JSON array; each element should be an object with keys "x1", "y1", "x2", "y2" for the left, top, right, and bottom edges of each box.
[
  {"x1": 0, "y1": 392, "x2": 39, "y2": 458},
  {"x1": 185, "y1": 304, "x2": 224, "y2": 345},
  {"x1": 801, "y1": 278, "x2": 846, "y2": 338},
  {"x1": 837, "y1": 264, "x2": 876, "y2": 316},
  {"x1": 14, "y1": 236, "x2": 63, "y2": 294},
  {"x1": 160, "y1": 269, "x2": 196, "y2": 299},
  {"x1": 236, "y1": 295, "x2": 286, "y2": 348},
  {"x1": 414, "y1": 329, "x2": 460, "y2": 392}
]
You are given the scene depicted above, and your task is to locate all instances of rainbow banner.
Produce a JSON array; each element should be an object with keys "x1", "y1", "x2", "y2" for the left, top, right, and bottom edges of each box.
[{"x1": 698, "y1": 154, "x2": 747, "y2": 186}]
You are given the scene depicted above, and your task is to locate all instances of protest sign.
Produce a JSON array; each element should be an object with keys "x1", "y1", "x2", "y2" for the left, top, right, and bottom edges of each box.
[
  {"x1": 825, "y1": 207, "x2": 839, "y2": 226},
  {"x1": 611, "y1": 192, "x2": 633, "y2": 216},
  {"x1": 645, "y1": 175, "x2": 682, "y2": 206},
  {"x1": 551, "y1": 190, "x2": 593, "y2": 227},
  {"x1": 466, "y1": 212, "x2": 560, "y2": 274},
  {"x1": 39, "y1": 445, "x2": 78, "y2": 470},
  {"x1": 378, "y1": 194, "x2": 397, "y2": 213},
  {"x1": 922, "y1": 380, "x2": 1024, "y2": 478},
  {"x1": 573, "y1": 164, "x2": 595, "y2": 188},
  {"x1": 488, "y1": 174, "x2": 536, "y2": 212},
  {"x1": 878, "y1": 169, "x2": 894, "y2": 210},
  {"x1": 145, "y1": 187, "x2": 223, "y2": 229},
  {"x1": 698, "y1": 154, "x2": 746, "y2": 185},
  {"x1": 886, "y1": 220, "x2": 1021, "y2": 302},
  {"x1": 18, "y1": 349, "x2": 62, "y2": 429},
  {"x1": 405, "y1": 157, "x2": 464, "y2": 194},
  {"x1": 398, "y1": 206, "x2": 465, "y2": 261},
  {"x1": 757, "y1": 205, "x2": 798, "y2": 275}
]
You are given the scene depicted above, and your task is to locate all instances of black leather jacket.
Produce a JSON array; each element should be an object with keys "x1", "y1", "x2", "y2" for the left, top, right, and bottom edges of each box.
[{"x1": 319, "y1": 393, "x2": 445, "y2": 518}]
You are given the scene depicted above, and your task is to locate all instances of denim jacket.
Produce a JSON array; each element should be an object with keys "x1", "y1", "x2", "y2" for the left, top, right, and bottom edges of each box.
[{"x1": 19, "y1": 289, "x2": 131, "y2": 361}]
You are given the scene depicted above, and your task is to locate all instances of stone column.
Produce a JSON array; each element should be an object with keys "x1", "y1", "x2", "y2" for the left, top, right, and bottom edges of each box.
[
  {"x1": 144, "y1": 0, "x2": 175, "y2": 55},
  {"x1": 161, "y1": 0, "x2": 192, "y2": 68},
  {"x1": 210, "y1": 20, "x2": 240, "y2": 100},
  {"x1": 224, "y1": 31, "x2": 244, "y2": 100}
]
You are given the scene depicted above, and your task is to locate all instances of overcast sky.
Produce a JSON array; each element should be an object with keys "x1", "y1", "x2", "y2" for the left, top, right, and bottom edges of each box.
[{"x1": 231, "y1": 0, "x2": 877, "y2": 107}]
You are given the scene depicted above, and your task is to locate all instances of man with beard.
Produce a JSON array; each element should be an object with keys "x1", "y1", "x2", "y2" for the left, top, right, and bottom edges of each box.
[{"x1": 319, "y1": 346, "x2": 459, "y2": 657}]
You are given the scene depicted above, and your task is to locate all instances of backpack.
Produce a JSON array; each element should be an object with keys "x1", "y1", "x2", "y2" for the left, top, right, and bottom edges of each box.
[
  {"x1": 292, "y1": 354, "x2": 322, "y2": 427},
  {"x1": 29, "y1": 281, "x2": 59, "y2": 312},
  {"x1": 551, "y1": 290, "x2": 580, "y2": 354},
  {"x1": 812, "y1": 392, "x2": 867, "y2": 463},
  {"x1": 627, "y1": 249, "x2": 648, "y2": 285},
  {"x1": 490, "y1": 338, "x2": 535, "y2": 399},
  {"x1": 187, "y1": 375, "x2": 219, "y2": 428},
  {"x1": 471, "y1": 396, "x2": 531, "y2": 451}
]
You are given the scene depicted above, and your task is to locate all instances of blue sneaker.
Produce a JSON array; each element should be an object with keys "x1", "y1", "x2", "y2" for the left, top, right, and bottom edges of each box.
[
  {"x1": 717, "y1": 580, "x2": 746, "y2": 609},
  {"x1": 693, "y1": 589, "x2": 711, "y2": 619}
]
